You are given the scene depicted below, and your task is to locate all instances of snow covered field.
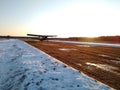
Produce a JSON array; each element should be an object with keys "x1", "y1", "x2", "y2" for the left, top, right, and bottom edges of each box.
[
  {"x1": 48, "y1": 40, "x2": 120, "y2": 48},
  {"x1": 0, "y1": 39, "x2": 113, "y2": 90}
]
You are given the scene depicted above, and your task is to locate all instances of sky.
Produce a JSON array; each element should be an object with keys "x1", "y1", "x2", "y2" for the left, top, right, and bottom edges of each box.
[{"x1": 0, "y1": 0, "x2": 120, "y2": 37}]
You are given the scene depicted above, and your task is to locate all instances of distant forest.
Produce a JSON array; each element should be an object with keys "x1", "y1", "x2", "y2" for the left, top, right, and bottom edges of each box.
[{"x1": 52, "y1": 36, "x2": 120, "y2": 43}]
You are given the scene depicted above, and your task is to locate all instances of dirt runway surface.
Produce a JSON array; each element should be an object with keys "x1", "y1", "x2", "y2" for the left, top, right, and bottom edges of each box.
[{"x1": 26, "y1": 40, "x2": 120, "y2": 90}]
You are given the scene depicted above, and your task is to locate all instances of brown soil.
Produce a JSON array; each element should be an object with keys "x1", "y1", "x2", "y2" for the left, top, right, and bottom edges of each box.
[{"x1": 26, "y1": 40, "x2": 120, "y2": 90}]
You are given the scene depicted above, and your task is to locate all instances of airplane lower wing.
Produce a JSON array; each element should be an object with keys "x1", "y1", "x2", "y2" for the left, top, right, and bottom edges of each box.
[{"x1": 27, "y1": 34, "x2": 57, "y2": 40}]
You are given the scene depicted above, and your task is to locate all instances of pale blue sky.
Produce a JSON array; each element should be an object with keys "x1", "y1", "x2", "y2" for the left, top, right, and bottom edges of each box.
[{"x1": 0, "y1": 0, "x2": 120, "y2": 37}]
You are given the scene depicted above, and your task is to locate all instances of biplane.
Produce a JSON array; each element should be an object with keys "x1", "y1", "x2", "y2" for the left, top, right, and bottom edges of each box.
[{"x1": 27, "y1": 34, "x2": 57, "y2": 41}]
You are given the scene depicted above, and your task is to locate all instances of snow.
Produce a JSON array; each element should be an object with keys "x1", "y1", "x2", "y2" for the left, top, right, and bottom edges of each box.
[
  {"x1": 110, "y1": 60, "x2": 120, "y2": 64},
  {"x1": 76, "y1": 45, "x2": 91, "y2": 47},
  {"x1": 98, "y1": 54, "x2": 111, "y2": 58},
  {"x1": 0, "y1": 39, "x2": 113, "y2": 90},
  {"x1": 86, "y1": 62, "x2": 120, "y2": 75},
  {"x1": 98, "y1": 54, "x2": 120, "y2": 64},
  {"x1": 48, "y1": 40, "x2": 120, "y2": 48},
  {"x1": 59, "y1": 48, "x2": 77, "y2": 51}
]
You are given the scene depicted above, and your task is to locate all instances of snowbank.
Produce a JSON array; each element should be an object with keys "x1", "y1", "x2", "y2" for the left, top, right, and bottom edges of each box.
[{"x1": 0, "y1": 39, "x2": 113, "y2": 90}]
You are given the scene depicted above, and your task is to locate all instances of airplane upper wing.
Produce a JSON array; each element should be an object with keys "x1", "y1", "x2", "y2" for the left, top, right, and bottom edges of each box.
[{"x1": 27, "y1": 34, "x2": 56, "y2": 37}]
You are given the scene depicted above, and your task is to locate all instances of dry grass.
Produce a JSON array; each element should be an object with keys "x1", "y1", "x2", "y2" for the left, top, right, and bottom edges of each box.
[{"x1": 26, "y1": 40, "x2": 120, "y2": 90}]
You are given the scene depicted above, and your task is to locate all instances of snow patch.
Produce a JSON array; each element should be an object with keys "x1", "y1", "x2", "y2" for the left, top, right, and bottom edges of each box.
[
  {"x1": 76, "y1": 45, "x2": 91, "y2": 47},
  {"x1": 59, "y1": 48, "x2": 77, "y2": 51},
  {"x1": 77, "y1": 63, "x2": 82, "y2": 66},
  {"x1": 110, "y1": 60, "x2": 120, "y2": 64},
  {"x1": 116, "y1": 58, "x2": 120, "y2": 60},
  {"x1": 86, "y1": 62, "x2": 120, "y2": 75},
  {"x1": 98, "y1": 54, "x2": 111, "y2": 58}
]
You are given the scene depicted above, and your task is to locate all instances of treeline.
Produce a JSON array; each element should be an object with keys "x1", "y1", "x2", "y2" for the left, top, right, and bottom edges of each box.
[
  {"x1": 68, "y1": 36, "x2": 120, "y2": 43},
  {"x1": 50, "y1": 36, "x2": 120, "y2": 43}
]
